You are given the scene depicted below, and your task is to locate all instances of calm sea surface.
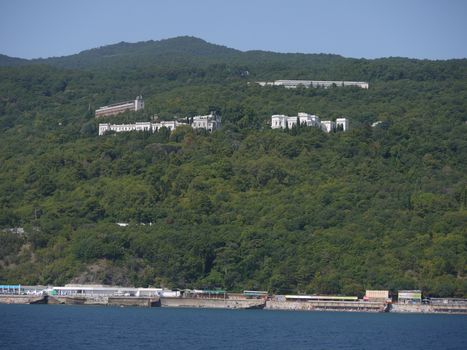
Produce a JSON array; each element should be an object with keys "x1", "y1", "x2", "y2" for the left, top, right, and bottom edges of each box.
[{"x1": 1, "y1": 304, "x2": 466, "y2": 349}]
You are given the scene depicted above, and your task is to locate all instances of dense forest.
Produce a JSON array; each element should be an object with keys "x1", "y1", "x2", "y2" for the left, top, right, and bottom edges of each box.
[{"x1": 0, "y1": 37, "x2": 466, "y2": 297}]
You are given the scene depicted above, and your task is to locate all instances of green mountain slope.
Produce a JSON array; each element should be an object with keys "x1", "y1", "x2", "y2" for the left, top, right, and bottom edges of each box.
[
  {"x1": 0, "y1": 37, "x2": 466, "y2": 297},
  {"x1": 2, "y1": 36, "x2": 466, "y2": 81},
  {"x1": 0, "y1": 53, "x2": 29, "y2": 67},
  {"x1": 33, "y1": 36, "x2": 242, "y2": 69}
]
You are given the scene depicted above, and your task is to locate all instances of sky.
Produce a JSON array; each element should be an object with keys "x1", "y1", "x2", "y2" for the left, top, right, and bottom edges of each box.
[{"x1": 0, "y1": 0, "x2": 466, "y2": 60}]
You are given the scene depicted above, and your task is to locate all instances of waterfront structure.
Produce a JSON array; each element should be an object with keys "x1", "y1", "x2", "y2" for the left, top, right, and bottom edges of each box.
[
  {"x1": 95, "y1": 96, "x2": 144, "y2": 118},
  {"x1": 397, "y1": 290, "x2": 422, "y2": 304},
  {"x1": 271, "y1": 112, "x2": 348, "y2": 133},
  {"x1": 257, "y1": 80, "x2": 369, "y2": 89},
  {"x1": 429, "y1": 298, "x2": 467, "y2": 306},
  {"x1": 243, "y1": 291, "x2": 269, "y2": 299},
  {"x1": 50, "y1": 284, "x2": 177, "y2": 297},
  {"x1": 364, "y1": 290, "x2": 390, "y2": 302},
  {"x1": 0, "y1": 285, "x2": 21, "y2": 295},
  {"x1": 284, "y1": 295, "x2": 358, "y2": 301},
  {"x1": 98, "y1": 112, "x2": 221, "y2": 135}
]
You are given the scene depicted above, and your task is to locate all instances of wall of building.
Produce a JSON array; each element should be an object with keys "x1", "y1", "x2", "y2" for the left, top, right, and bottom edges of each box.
[
  {"x1": 271, "y1": 113, "x2": 347, "y2": 133},
  {"x1": 98, "y1": 113, "x2": 221, "y2": 135},
  {"x1": 257, "y1": 80, "x2": 369, "y2": 89},
  {"x1": 95, "y1": 96, "x2": 144, "y2": 118}
]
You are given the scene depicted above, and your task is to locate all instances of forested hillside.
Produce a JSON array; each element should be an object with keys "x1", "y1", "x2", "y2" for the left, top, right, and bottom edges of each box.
[{"x1": 0, "y1": 37, "x2": 466, "y2": 297}]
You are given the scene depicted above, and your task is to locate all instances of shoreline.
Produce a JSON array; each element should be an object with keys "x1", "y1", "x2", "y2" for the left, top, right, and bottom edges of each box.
[{"x1": 1, "y1": 295, "x2": 466, "y2": 314}]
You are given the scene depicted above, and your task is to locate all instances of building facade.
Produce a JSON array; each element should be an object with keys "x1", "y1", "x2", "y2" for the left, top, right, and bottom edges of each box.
[
  {"x1": 98, "y1": 112, "x2": 221, "y2": 136},
  {"x1": 271, "y1": 112, "x2": 348, "y2": 133},
  {"x1": 192, "y1": 112, "x2": 222, "y2": 132},
  {"x1": 320, "y1": 120, "x2": 336, "y2": 133},
  {"x1": 95, "y1": 96, "x2": 144, "y2": 118},
  {"x1": 257, "y1": 80, "x2": 369, "y2": 89},
  {"x1": 336, "y1": 117, "x2": 349, "y2": 131}
]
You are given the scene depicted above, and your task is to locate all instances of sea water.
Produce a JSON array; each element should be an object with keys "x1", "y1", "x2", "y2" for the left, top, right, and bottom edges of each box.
[{"x1": 1, "y1": 304, "x2": 466, "y2": 349}]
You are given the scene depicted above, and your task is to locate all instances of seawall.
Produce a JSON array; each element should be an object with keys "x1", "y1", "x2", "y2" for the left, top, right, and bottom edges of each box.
[
  {"x1": 160, "y1": 297, "x2": 265, "y2": 309},
  {"x1": 391, "y1": 303, "x2": 467, "y2": 314},
  {"x1": 265, "y1": 300, "x2": 386, "y2": 312},
  {"x1": 0, "y1": 295, "x2": 47, "y2": 304},
  {"x1": 47, "y1": 295, "x2": 160, "y2": 307}
]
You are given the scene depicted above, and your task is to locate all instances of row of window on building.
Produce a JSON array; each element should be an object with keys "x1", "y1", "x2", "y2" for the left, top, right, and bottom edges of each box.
[
  {"x1": 98, "y1": 113, "x2": 221, "y2": 135},
  {"x1": 256, "y1": 80, "x2": 369, "y2": 89},
  {"x1": 271, "y1": 112, "x2": 349, "y2": 132},
  {"x1": 95, "y1": 96, "x2": 144, "y2": 118}
]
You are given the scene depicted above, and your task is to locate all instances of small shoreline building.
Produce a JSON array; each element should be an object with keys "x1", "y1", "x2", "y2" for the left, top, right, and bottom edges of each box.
[
  {"x1": 397, "y1": 290, "x2": 422, "y2": 304},
  {"x1": 95, "y1": 96, "x2": 144, "y2": 118}
]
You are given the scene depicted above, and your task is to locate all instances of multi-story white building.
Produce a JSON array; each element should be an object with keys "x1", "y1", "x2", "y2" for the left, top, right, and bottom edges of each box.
[
  {"x1": 336, "y1": 118, "x2": 349, "y2": 131},
  {"x1": 257, "y1": 80, "x2": 369, "y2": 89},
  {"x1": 95, "y1": 96, "x2": 144, "y2": 118},
  {"x1": 271, "y1": 115, "x2": 289, "y2": 129},
  {"x1": 153, "y1": 120, "x2": 187, "y2": 132},
  {"x1": 271, "y1": 112, "x2": 348, "y2": 133},
  {"x1": 320, "y1": 120, "x2": 336, "y2": 133},
  {"x1": 191, "y1": 112, "x2": 222, "y2": 132},
  {"x1": 98, "y1": 121, "x2": 188, "y2": 135},
  {"x1": 271, "y1": 113, "x2": 320, "y2": 129},
  {"x1": 98, "y1": 112, "x2": 221, "y2": 135},
  {"x1": 99, "y1": 122, "x2": 151, "y2": 135},
  {"x1": 297, "y1": 112, "x2": 321, "y2": 127}
]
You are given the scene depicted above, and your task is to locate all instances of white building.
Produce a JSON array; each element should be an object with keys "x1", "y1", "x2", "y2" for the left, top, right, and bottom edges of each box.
[
  {"x1": 98, "y1": 112, "x2": 221, "y2": 135},
  {"x1": 320, "y1": 120, "x2": 336, "y2": 133},
  {"x1": 192, "y1": 112, "x2": 222, "y2": 132},
  {"x1": 336, "y1": 118, "x2": 349, "y2": 131},
  {"x1": 271, "y1": 113, "x2": 348, "y2": 133},
  {"x1": 257, "y1": 80, "x2": 369, "y2": 89},
  {"x1": 50, "y1": 284, "x2": 178, "y2": 298},
  {"x1": 271, "y1": 115, "x2": 289, "y2": 129},
  {"x1": 298, "y1": 112, "x2": 321, "y2": 127},
  {"x1": 153, "y1": 120, "x2": 187, "y2": 132},
  {"x1": 98, "y1": 121, "x2": 188, "y2": 135},
  {"x1": 271, "y1": 114, "x2": 320, "y2": 129},
  {"x1": 95, "y1": 96, "x2": 144, "y2": 118},
  {"x1": 99, "y1": 121, "x2": 152, "y2": 135}
]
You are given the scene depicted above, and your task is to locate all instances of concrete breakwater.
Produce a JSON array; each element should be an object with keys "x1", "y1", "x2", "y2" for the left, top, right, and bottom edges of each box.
[
  {"x1": 265, "y1": 300, "x2": 386, "y2": 312},
  {"x1": 0, "y1": 295, "x2": 47, "y2": 304},
  {"x1": 160, "y1": 297, "x2": 266, "y2": 309},
  {"x1": 48, "y1": 295, "x2": 160, "y2": 307},
  {"x1": 2, "y1": 294, "x2": 466, "y2": 314},
  {"x1": 391, "y1": 303, "x2": 467, "y2": 314}
]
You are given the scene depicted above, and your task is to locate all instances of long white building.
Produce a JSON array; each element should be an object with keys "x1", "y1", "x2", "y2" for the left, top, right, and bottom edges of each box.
[
  {"x1": 98, "y1": 112, "x2": 221, "y2": 135},
  {"x1": 50, "y1": 284, "x2": 180, "y2": 298},
  {"x1": 95, "y1": 96, "x2": 144, "y2": 118},
  {"x1": 271, "y1": 112, "x2": 349, "y2": 133},
  {"x1": 257, "y1": 80, "x2": 369, "y2": 89}
]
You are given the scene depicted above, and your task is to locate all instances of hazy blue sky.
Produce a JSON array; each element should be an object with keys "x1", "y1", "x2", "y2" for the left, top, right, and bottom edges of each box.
[{"x1": 1, "y1": 0, "x2": 466, "y2": 59}]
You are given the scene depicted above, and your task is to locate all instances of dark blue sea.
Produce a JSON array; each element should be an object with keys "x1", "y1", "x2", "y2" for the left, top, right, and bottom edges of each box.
[{"x1": 1, "y1": 305, "x2": 466, "y2": 350}]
